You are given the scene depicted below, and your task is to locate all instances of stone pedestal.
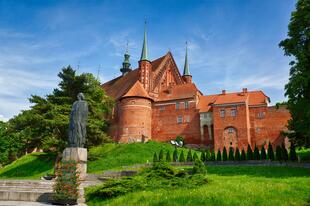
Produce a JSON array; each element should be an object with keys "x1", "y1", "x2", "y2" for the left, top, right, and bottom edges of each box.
[{"x1": 62, "y1": 147, "x2": 87, "y2": 180}]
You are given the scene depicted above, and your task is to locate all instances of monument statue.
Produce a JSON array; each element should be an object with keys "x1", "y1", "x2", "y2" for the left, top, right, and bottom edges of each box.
[{"x1": 68, "y1": 93, "x2": 89, "y2": 148}]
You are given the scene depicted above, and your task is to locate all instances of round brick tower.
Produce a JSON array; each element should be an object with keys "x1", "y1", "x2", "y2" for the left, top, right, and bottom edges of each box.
[{"x1": 118, "y1": 81, "x2": 153, "y2": 143}]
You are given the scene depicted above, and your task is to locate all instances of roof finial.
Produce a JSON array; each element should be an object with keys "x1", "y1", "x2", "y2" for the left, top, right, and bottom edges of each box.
[
  {"x1": 140, "y1": 18, "x2": 149, "y2": 61},
  {"x1": 126, "y1": 40, "x2": 129, "y2": 54},
  {"x1": 183, "y1": 41, "x2": 190, "y2": 76}
]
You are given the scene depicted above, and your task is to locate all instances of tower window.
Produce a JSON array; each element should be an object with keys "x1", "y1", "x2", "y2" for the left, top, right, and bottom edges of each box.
[
  {"x1": 159, "y1": 106, "x2": 165, "y2": 112},
  {"x1": 177, "y1": 116, "x2": 183, "y2": 124},
  {"x1": 176, "y1": 102, "x2": 180, "y2": 110},
  {"x1": 184, "y1": 101, "x2": 189, "y2": 109},
  {"x1": 258, "y1": 112, "x2": 265, "y2": 119},
  {"x1": 220, "y1": 110, "x2": 225, "y2": 118},
  {"x1": 231, "y1": 109, "x2": 237, "y2": 117}
]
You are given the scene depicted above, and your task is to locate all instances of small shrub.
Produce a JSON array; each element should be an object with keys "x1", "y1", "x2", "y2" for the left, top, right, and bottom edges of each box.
[
  {"x1": 222, "y1": 147, "x2": 228, "y2": 161},
  {"x1": 246, "y1": 144, "x2": 253, "y2": 160},
  {"x1": 186, "y1": 149, "x2": 193, "y2": 162},
  {"x1": 153, "y1": 152, "x2": 158, "y2": 162},
  {"x1": 216, "y1": 149, "x2": 222, "y2": 161},
  {"x1": 276, "y1": 145, "x2": 283, "y2": 162},
  {"x1": 228, "y1": 147, "x2": 234, "y2": 161},
  {"x1": 268, "y1": 142, "x2": 275, "y2": 161},
  {"x1": 173, "y1": 148, "x2": 178, "y2": 162},
  {"x1": 240, "y1": 148, "x2": 246, "y2": 161},
  {"x1": 200, "y1": 152, "x2": 206, "y2": 162},
  {"x1": 289, "y1": 143, "x2": 297, "y2": 161},
  {"x1": 193, "y1": 152, "x2": 198, "y2": 161},
  {"x1": 235, "y1": 148, "x2": 241, "y2": 161},
  {"x1": 261, "y1": 145, "x2": 267, "y2": 160},
  {"x1": 253, "y1": 145, "x2": 260, "y2": 160},
  {"x1": 282, "y1": 143, "x2": 289, "y2": 162},
  {"x1": 205, "y1": 150, "x2": 211, "y2": 161},
  {"x1": 166, "y1": 151, "x2": 172, "y2": 162},
  {"x1": 158, "y1": 150, "x2": 164, "y2": 161},
  {"x1": 210, "y1": 150, "x2": 215, "y2": 161},
  {"x1": 192, "y1": 159, "x2": 207, "y2": 175},
  {"x1": 179, "y1": 150, "x2": 185, "y2": 162}
]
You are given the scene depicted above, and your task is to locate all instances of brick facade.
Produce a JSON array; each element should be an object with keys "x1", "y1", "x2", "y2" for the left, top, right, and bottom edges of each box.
[{"x1": 102, "y1": 52, "x2": 291, "y2": 150}]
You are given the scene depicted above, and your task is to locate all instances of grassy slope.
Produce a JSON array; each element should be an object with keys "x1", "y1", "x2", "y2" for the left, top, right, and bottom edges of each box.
[
  {"x1": 88, "y1": 141, "x2": 189, "y2": 173},
  {"x1": 87, "y1": 166, "x2": 310, "y2": 206},
  {"x1": 0, "y1": 153, "x2": 55, "y2": 180}
]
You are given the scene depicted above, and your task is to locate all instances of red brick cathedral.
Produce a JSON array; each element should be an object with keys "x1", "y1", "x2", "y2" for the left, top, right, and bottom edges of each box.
[{"x1": 102, "y1": 25, "x2": 290, "y2": 151}]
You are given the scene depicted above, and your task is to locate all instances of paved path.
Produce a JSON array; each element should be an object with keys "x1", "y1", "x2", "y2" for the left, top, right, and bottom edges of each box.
[{"x1": 0, "y1": 201, "x2": 87, "y2": 206}]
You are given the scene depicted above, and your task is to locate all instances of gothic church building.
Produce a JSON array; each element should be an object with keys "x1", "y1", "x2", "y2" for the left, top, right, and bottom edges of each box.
[{"x1": 102, "y1": 25, "x2": 290, "y2": 151}]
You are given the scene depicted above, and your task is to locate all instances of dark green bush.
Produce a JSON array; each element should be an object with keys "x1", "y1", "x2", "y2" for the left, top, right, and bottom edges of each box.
[
  {"x1": 158, "y1": 150, "x2": 164, "y2": 161},
  {"x1": 193, "y1": 152, "x2": 198, "y2": 161},
  {"x1": 192, "y1": 159, "x2": 206, "y2": 175},
  {"x1": 173, "y1": 148, "x2": 178, "y2": 162},
  {"x1": 268, "y1": 142, "x2": 275, "y2": 161},
  {"x1": 200, "y1": 152, "x2": 206, "y2": 162},
  {"x1": 210, "y1": 150, "x2": 215, "y2": 161},
  {"x1": 153, "y1": 152, "x2": 158, "y2": 162},
  {"x1": 241, "y1": 149, "x2": 246, "y2": 161},
  {"x1": 186, "y1": 149, "x2": 193, "y2": 162},
  {"x1": 228, "y1": 147, "x2": 234, "y2": 161},
  {"x1": 179, "y1": 150, "x2": 185, "y2": 162},
  {"x1": 222, "y1": 147, "x2": 228, "y2": 161},
  {"x1": 253, "y1": 145, "x2": 260, "y2": 160},
  {"x1": 261, "y1": 145, "x2": 267, "y2": 160},
  {"x1": 282, "y1": 143, "x2": 289, "y2": 162},
  {"x1": 276, "y1": 145, "x2": 283, "y2": 162},
  {"x1": 246, "y1": 144, "x2": 253, "y2": 160},
  {"x1": 166, "y1": 151, "x2": 171, "y2": 162},
  {"x1": 205, "y1": 150, "x2": 211, "y2": 161},
  {"x1": 235, "y1": 148, "x2": 241, "y2": 161},
  {"x1": 216, "y1": 149, "x2": 222, "y2": 161}
]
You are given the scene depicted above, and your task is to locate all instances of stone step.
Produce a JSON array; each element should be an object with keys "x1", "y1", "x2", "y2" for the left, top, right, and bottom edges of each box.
[{"x1": 0, "y1": 190, "x2": 53, "y2": 202}]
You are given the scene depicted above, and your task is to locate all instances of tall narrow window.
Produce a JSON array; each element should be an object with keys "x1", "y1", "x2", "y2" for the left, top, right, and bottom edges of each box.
[
  {"x1": 159, "y1": 106, "x2": 165, "y2": 112},
  {"x1": 258, "y1": 112, "x2": 265, "y2": 119},
  {"x1": 176, "y1": 102, "x2": 180, "y2": 110},
  {"x1": 220, "y1": 110, "x2": 225, "y2": 118},
  {"x1": 184, "y1": 101, "x2": 189, "y2": 109},
  {"x1": 177, "y1": 116, "x2": 183, "y2": 124},
  {"x1": 231, "y1": 109, "x2": 237, "y2": 117}
]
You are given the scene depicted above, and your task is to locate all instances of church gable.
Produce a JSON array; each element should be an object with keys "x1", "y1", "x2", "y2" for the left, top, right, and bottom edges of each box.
[{"x1": 151, "y1": 52, "x2": 184, "y2": 94}]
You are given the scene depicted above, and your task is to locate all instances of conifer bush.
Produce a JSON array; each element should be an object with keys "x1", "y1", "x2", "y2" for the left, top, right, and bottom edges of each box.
[
  {"x1": 276, "y1": 145, "x2": 283, "y2": 162},
  {"x1": 166, "y1": 151, "x2": 172, "y2": 162},
  {"x1": 253, "y1": 145, "x2": 260, "y2": 160},
  {"x1": 205, "y1": 150, "x2": 211, "y2": 161},
  {"x1": 153, "y1": 152, "x2": 158, "y2": 162},
  {"x1": 200, "y1": 152, "x2": 206, "y2": 162},
  {"x1": 173, "y1": 148, "x2": 178, "y2": 162},
  {"x1": 179, "y1": 150, "x2": 185, "y2": 162},
  {"x1": 222, "y1": 147, "x2": 228, "y2": 161},
  {"x1": 235, "y1": 148, "x2": 241, "y2": 161},
  {"x1": 261, "y1": 145, "x2": 267, "y2": 160},
  {"x1": 210, "y1": 150, "x2": 215, "y2": 161},
  {"x1": 246, "y1": 144, "x2": 253, "y2": 160},
  {"x1": 241, "y1": 149, "x2": 246, "y2": 161},
  {"x1": 228, "y1": 147, "x2": 234, "y2": 161},
  {"x1": 282, "y1": 143, "x2": 289, "y2": 162},
  {"x1": 186, "y1": 149, "x2": 193, "y2": 162},
  {"x1": 193, "y1": 152, "x2": 198, "y2": 161},
  {"x1": 192, "y1": 159, "x2": 207, "y2": 175},
  {"x1": 268, "y1": 142, "x2": 275, "y2": 160},
  {"x1": 216, "y1": 149, "x2": 222, "y2": 161},
  {"x1": 158, "y1": 150, "x2": 164, "y2": 161},
  {"x1": 289, "y1": 143, "x2": 297, "y2": 161}
]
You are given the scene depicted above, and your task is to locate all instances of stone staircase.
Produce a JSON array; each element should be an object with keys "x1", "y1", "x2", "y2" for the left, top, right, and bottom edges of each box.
[{"x1": 0, "y1": 179, "x2": 101, "y2": 203}]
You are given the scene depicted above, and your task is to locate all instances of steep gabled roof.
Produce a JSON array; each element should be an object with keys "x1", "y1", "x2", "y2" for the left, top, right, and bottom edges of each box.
[
  {"x1": 122, "y1": 81, "x2": 152, "y2": 100},
  {"x1": 101, "y1": 54, "x2": 168, "y2": 100},
  {"x1": 157, "y1": 83, "x2": 200, "y2": 102},
  {"x1": 197, "y1": 95, "x2": 218, "y2": 112},
  {"x1": 213, "y1": 92, "x2": 249, "y2": 105}
]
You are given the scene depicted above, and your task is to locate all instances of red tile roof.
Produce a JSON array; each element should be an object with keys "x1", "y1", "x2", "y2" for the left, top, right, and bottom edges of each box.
[
  {"x1": 157, "y1": 83, "x2": 200, "y2": 101},
  {"x1": 122, "y1": 81, "x2": 152, "y2": 100},
  {"x1": 197, "y1": 95, "x2": 218, "y2": 112}
]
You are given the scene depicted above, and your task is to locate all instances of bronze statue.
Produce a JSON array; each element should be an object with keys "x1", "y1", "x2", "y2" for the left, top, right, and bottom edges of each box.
[{"x1": 68, "y1": 93, "x2": 88, "y2": 147}]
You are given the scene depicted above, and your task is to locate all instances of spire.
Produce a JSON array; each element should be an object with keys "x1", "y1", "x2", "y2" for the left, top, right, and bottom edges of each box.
[
  {"x1": 140, "y1": 20, "x2": 148, "y2": 61},
  {"x1": 120, "y1": 41, "x2": 132, "y2": 75},
  {"x1": 183, "y1": 41, "x2": 190, "y2": 76}
]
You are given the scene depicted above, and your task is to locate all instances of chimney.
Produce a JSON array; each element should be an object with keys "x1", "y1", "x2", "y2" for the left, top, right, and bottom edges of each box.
[
  {"x1": 222, "y1": 90, "x2": 226, "y2": 95},
  {"x1": 242, "y1": 88, "x2": 248, "y2": 93}
]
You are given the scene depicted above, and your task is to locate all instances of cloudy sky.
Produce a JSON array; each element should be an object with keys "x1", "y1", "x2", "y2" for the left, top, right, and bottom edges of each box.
[{"x1": 0, "y1": 0, "x2": 296, "y2": 121}]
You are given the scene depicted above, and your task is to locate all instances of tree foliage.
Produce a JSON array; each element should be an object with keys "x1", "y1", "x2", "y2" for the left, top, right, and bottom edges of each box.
[
  {"x1": 246, "y1": 144, "x2": 253, "y2": 160},
  {"x1": 186, "y1": 149, "x2": 193, "y2": 162},
  {"x1": 179, "y1": 150, "x2": 185, "y2": 162},
  {"x1": 261, "y1": 145, "x2": 267, "y2": 160},
  {"x1": 241, "y1": 148, "x2": 246, "y2": 161},
  {"x1": 279, "y1": 0, "x2": 310, "y2": 147},
  {"x1": 222, "y1": 147, "x2": 228, "y2": 161},
  {"x1": 3, "y1": 66, "x2": 114, "y2": 161},
  {"x1": 235, "y1": 148, "x2": 241, "y2": 161},
  {"x1": 228, "y1": 147, "x2": 234, "y2": 161},
  {"x1": 173, "y1": 148, "x2": 178, "y2": 162},
  {"x1": 216, "y1": 149, "x2": 221, "y2": 161},
  {"x1": 268, "y1": 142, "x2": 275, "y2": 161},
  {"x1": 253, "y1": 145, "x2": 260, "y2": 160}
]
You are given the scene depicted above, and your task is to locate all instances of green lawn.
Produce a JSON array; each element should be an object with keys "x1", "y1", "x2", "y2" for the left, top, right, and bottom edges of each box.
[
  {"x1": 0, "y1": 152, "x2": 55, "y2": 179},
  {"x1": 87, "y1": 166, "x2": 310, "y2": 206}
]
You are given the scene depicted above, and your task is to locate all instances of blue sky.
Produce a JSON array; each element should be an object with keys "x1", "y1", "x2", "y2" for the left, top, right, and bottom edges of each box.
[{"x1": 0, "y1": 0, "x2": 296, "y2": 121}]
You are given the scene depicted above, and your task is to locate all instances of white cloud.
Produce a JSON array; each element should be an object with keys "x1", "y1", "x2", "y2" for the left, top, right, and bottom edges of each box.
[{"x1": 0, "y1": 114, "x2": 9, "y2": 122}]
